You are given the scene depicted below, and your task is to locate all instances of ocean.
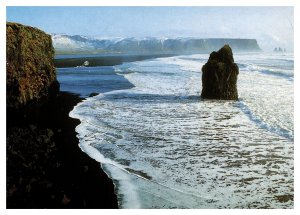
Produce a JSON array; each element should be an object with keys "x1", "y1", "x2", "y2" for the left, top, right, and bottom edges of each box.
[{"x1": 57, "y1": 52, "x2": 294, "y2": 208}]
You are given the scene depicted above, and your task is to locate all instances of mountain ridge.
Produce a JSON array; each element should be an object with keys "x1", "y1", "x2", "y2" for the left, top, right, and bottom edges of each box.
[{"x1": 52, "y1": 34, "x2": 261, "y2": 55}]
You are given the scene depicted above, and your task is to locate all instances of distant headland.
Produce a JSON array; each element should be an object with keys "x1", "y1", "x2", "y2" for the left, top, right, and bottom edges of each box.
[{"x1": 52, "y1": 34, "x2": 261, "y2": 55}]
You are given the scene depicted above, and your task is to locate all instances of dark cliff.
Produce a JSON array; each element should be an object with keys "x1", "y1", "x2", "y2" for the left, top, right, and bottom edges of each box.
[
  {"x1": 6, "y1": 22, "x2": 118, "y2": 209},
  {"x1": 6, "y1": 22, "x2": 59, "y2": 109}
]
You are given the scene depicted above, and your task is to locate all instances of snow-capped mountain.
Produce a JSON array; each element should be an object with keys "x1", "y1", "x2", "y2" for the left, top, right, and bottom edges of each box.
[{"x1": 52, "y1": 34, "x2": 261, "y2": 54}]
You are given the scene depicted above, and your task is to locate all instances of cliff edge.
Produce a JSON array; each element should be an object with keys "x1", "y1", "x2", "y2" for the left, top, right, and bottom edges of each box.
[
  {"x1": 6, "y1": 22, "x2": 118, "y2": 209},
  {"x1": 6, "y1": 22, "x2": 59, "y2": 109}
]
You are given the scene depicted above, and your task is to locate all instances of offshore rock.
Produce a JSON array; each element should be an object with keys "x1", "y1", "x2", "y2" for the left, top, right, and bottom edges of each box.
[
  {"x1": 6, "y1": 22, "x2": 59, "y2": 109},
  {"x1": 201, "y1": 45, "x2": 239, "y2": 100}
]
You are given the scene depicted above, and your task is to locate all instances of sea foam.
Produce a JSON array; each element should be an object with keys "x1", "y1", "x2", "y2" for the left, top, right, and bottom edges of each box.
[{"x1": 70, "y1": 52, "x2": 294, "y2": 208}]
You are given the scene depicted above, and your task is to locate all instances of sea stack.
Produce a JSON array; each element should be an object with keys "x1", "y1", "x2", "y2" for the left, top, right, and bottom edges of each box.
[
  {"x1": 6, "y1": 22, "x2": 59, "y2": 109},
  {"x1": 201, "y1": 45, "x2": 239, "y2": 100}
]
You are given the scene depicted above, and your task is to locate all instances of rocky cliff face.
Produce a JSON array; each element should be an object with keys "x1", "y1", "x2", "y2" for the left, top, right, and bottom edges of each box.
[
  {"x1": 6, "y1": 23, "x2": 118, "y2": 209},
  {"x1": 201, "y1": 45, "x2": 239, "y2": 100},
  {"x1": 6, "y1": 22, "x2": 59, "y2": 109}
]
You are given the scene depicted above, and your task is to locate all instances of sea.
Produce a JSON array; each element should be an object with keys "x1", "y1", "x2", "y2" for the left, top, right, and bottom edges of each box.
[{"x1": 57, "y1": 52, "x2": 294, "y2": 209}]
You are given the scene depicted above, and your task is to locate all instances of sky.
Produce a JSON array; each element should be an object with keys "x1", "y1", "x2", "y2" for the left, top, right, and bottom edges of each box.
[{"x1": 6, "y1": 6, "x2": 294, "y2": 51}]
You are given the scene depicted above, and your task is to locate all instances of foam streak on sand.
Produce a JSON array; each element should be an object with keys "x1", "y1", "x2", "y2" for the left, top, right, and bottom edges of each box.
[{"x1": 70, "y1": 52, "x2": 294, "y2": 208}]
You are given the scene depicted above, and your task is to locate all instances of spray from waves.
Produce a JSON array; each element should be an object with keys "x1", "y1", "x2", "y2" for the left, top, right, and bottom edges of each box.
[
  {"x1": 236, "y1": 58, "x2": 294, "y2": 141},
  {"x1": 70, "y1": 102, "x2": 142, "y2": 208},
  {"x1": 244, "y1": 64, "x2": 293, "y2": 80},
  {"x1": 235, "y1": 52, "x2": 294, "y2": 80},
  {"x1": 236, "y1": 100, "x2": 293, "y2": 140}
]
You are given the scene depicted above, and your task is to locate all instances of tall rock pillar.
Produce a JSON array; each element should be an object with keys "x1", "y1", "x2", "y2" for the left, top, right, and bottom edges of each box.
[{"x1": 201, "y1": 45, "x2": 239, "y2": 100}]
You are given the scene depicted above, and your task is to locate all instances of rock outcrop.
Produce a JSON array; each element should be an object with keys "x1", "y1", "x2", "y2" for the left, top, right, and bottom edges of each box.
[
  {"x1": 6, "y1": 23, "x2": 118, "y2": 208},
  {"x1": 6, "y1": 22, "x2": 59, "y2": 109},
  {"x1": 201, "y1": 45, "x2": 239, "y2": 100}
]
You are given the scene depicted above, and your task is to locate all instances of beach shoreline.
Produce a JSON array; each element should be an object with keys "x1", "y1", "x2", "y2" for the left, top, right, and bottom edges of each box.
[
  {"x1": 54, "y1": 53, "x2": 175, "y2": 68},
  {"x1": 7, "y1": 91, "x2": 118, "y2": 208}
]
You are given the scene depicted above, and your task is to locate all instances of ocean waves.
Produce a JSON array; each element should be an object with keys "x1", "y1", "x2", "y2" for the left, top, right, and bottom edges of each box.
[{"x1": 69, "y1": 52, "x2": 294, "y2": 208}]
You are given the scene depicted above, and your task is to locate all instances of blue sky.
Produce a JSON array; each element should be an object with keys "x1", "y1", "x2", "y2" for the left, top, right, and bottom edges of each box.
[{"x1": 6, "y1": 6, "x2": 293, "y2": 51}]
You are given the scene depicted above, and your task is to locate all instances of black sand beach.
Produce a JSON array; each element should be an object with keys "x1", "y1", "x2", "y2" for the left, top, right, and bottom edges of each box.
[
  {"x1": 7, "y1": 92, "x2": 118, "y2": 208},
  {"x1": 54, "y1": 53, "x2": 175, "y2": 68}
]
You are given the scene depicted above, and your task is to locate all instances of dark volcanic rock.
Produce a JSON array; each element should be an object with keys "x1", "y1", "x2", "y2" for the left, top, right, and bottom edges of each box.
[
  {"x1": 7, "y1": 92, "x2": 119, "y2": 209},
  {"x1": 89, "y1": 92, "x2": 99, "y2": 97},
  {"x1": 6, "y1": 22, "x2": 118, "y2": 209},
  {"x1": 6, "y1": 22, "x2": 59, "y2": 109},
  {"x1": 201, "y1": 45, "x2": 239, "y2": 100}
]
